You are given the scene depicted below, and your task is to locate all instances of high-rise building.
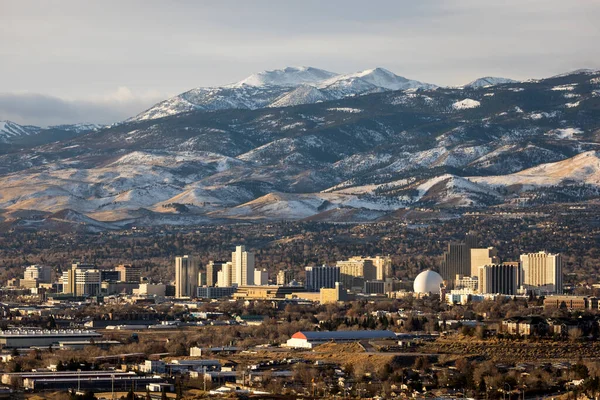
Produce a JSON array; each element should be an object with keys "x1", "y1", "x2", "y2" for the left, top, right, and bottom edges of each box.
[
  {"x1": 344, "y1": 256, "x2": 392, "y2": 281},
  {"x1": 206, "y1": 261, "x2": 226, "y2": 287},
  {"x1": 175, "y1": 256, "x2": 198, "y2": 298},
  {"x1": 470, "y1": 247, "x2": 500, "y2": 277},
  {"x1": 277, "y1": 269, "x2": 294, "y2": 286},
  {"x1": 478, "y1": 264, "x2": 519, "y2": 295},
  {"x1": 217, "y1": 262, "x2": 234, "y2": 288},
  {"x1": 23, "y1": 265, "x2": 52, "y2": 283},
  {"x1": 440, "y1": 234, "x2": 478, "y2": 288},
  {"x1": 232, "y1": 246, "x2": 255, "y2": 286},
  {"x1": 520, "y1": 252, "x2": 562, "y2": 294},
  {"x1": 337, "y1": 259, "x2": 376, "y2": 290},
  {"x1": 372, "y1": 256, "x2": 393, "y2": 281},
  {"x1": 502, "y1": 261, "x2": 522, "y2": 287},
  {"x1": 115, "y1": 264, "x2": 142, "y2": 283},
  {"x1": 100, "y1": 270, "x2": 120, "y2": 282},
  {"x1": 62, "y1": 263, "x2": 95, "y2": 295},
  {"x1": 305, "y1": 265, "x2": 340, "y2": 292},
  {"x1": 75, "y1": 269, "x2": 102, "y2": 296},
  {"x1": 254, "y1": 269, "x2": 269, "y2": 286}
]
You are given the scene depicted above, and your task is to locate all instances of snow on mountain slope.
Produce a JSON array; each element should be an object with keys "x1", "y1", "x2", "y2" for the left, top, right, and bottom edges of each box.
[
  {"x1": 452, "y1": 99, "x2": 481, "y2": 110},
  {"x1": 416, "y1": 174, "x2": 503, "y2": 207},
  {"x1": 464, "y1": 77, "x2": 517, "y2": 88},
  {"x1": 470, "y1": 151, "x2": 600, "y2": 189},
  {"x1": 235, "y1": 66, "x2": 337, "y2": 87},
  {"x1": 268, "y1": 85, "x2": 330, "y2": 108},
  {"x1": 0, "y1": 151, "x2": 239, "y2": 214},
  {"x1": 48, "y1": 123, "x2": 103, "y2": 133},
  {"x1": 347, "y1": 67, "x2": 437, "y2": 90},
  {"x1": 130, "y1": 66, "x2": 439, "y2": 121},
  {"x1": 131, "y1": 85, "x2": 290, "y2": 120},
  {"x1": 0, "y1": 121, "x2": 40, "y2": 142},
  {"x1": 211, "y1": 191, "x2": 403, "y2": 220}
]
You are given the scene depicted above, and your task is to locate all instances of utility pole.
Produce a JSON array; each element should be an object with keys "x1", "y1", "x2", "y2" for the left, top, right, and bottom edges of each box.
[
  {"x1": 111, "y1": 374, "x2": 115, "y2": 400},
  {"x1": 77, "y1": 369, "x2": 81, "y2": 393}
]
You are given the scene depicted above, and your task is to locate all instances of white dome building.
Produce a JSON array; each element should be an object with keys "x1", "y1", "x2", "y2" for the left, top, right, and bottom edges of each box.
[{"x1": 413, "y1": 270, "x2": 444, "y2": 294}]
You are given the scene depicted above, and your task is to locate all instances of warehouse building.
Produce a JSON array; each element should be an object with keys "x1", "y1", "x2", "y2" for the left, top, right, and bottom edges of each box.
[
  {"x1": 0, "y1": 329, "x2": 102, "y2": 349},
  {"x1": 285, "y1": 330, "x2": 396, "y2": 349}
]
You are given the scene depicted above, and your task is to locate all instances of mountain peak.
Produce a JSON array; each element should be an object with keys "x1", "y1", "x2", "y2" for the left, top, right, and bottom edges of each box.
[
  {"x1": 464, "y1": 76, "x2": 518, "y2": 88},
  {"x1": 234, "y1": 66, "x2": 338, "y2": 87},
  {"x1": 340, "y1": 67, "x2": 437, "y2": 90}
]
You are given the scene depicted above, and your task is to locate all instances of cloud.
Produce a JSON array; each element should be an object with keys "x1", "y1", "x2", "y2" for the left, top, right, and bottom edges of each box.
[
  {"x1": 1, "y1": 0, "x2": 599, "y2": 126},
  {"x1": 0, "y1": 89, "x2": 164, "y2": 127}
]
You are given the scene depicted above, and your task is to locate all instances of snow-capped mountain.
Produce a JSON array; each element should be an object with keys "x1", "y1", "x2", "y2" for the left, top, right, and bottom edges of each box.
[
  {"x1": 464, "y1": 76, "x2": 518, "y2": 88},
  {"x1": 130, "y1": 66, "x2": 437, "y2": 121},
  {"x1": 0, "y1": 120, "x2": 101, "y2": 148},
  {"x1": 236, "y1": 66, "x2": 337, "y2": 87},
  {"x1": 331, "y1": 67, "x2": 437, "y2": 91},
  {"x1": 0, "y1": 121, "x2": 41, "y2": 143},
  {"x1": 48, "y1": 123, "x2": 103, "y2": 133},
  {"x1": 1, "y1": 68, "x2": 600, "y2": 229}
]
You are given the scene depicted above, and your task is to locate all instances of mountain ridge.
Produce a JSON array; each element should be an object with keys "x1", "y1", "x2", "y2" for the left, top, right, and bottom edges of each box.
[{"x1": 1, "y1": 68, "x2": 600, "y2": 229}]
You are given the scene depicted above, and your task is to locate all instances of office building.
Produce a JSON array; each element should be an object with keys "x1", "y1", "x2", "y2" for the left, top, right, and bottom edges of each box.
[
  {"x1": 197, "y1": 286, "x2": 237, "y2": 299},
  {"x1": 217, "y1": 262, "x2": 234, "y2": 287},
  {"x1": 175, "y1": 255, "x2": 198, "y2": 298},
  {"x1": 277, "y1": 269, "x2": 294, "y2": 286},
  {"x1": 206, "y1": 261, "x2": 226, "y2": 287},
  {"x1": 75, "y1": 269, "x2": 102, "y2": 296},
  {"x1": 520, "y1": 251, "x2": 562, "y2": 294},
  {"x1": 470, "y1": 247, "x2": 500, "y2": 277},
  {"x1": 233, "y1": 285, "x2": 305, "y2": 300},
  {"x1": 62, "y1": 263, "x2": 95, "y2": 295},
  {"x1": 21, "y1": 265, "x2": 52, "y2": 288},
  {"x1": 305, "y1": 265, "x2": 340, "y2": 292},
  {"x1": 115, "y1": 264, "x2": 142, "y2": 283},
  {"x1": 455, "y1": 274, "x2": 478, "y2": 291},
  {"x1": 134, "y1": 283, "x2": 167, "y2": 297},
  {"x1": 364, "y1": 280, "x2": 393, "y2": 295},
  {"x1": 440, "y1": 234, "x2": 478, "y2": 288},
  {"x1": 321, "y1": 282, "x2": 349, "y2": 304},
  {"x1": 337, "y1": 258, "x2": 376, "y2": 290},
  {"x1": 23, "y1": 265, "x2": 52, "y2": 283},
  {"x1": 100, "y1": 270, "x2": 119, "y2": 282},
  {"x1": 344, "y1": 256, "x2": 392, "y2": 281},
  {"x1": 232, "y1": 246, "x2": 254, "y2": 286},
  {"x1": 478, "y1": 264, "x2": 519, "y2": 295},
  {"x1": 254, "y1": 269, "x2": 268, "y2": 286}
]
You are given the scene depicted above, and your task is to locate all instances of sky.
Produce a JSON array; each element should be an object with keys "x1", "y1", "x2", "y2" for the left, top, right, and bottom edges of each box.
[{"x1": 1, "y1": 0, "x2": 599, "y2": 126}]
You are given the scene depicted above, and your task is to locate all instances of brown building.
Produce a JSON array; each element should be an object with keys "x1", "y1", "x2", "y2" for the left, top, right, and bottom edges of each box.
[
  {"x1": 543, "y1": 295, "x2": 589, "y2": 311},
  {"x1": 115, "y1": 264, "x2": 142, "y2": 283},
  {"x1": 233, "y1": 285, "x2": 305, "y2": 300}
]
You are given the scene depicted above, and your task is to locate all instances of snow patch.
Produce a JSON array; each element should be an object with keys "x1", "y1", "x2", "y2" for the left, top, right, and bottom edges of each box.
[
  {"x1": 452, "y1": 99, "x2": 481, "y2": 110},
  {"x1": 327, "y1": 107, "x2": 363, "y2": 113}
]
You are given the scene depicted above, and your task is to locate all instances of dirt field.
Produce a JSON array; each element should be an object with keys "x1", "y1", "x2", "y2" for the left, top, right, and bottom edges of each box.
[{"x1": 422, "y1": 338, "x2": 600, "y2": 362}]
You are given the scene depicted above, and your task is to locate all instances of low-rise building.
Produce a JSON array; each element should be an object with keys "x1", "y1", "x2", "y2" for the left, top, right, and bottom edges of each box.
[
  {"x1": 285, "y1": 330, "x2": 397, "y2": 349},
  {"x1": 233, "y1": 285, "x2": 304, "y2": 300},
  {"x1": 0, "y1": 329, "x2": 102, "y2": 349},
  {"x1": 197, "y1": 286, "x2": 237, "y2": 299},
  {"x1": 502, "y1": 316, "x2": 548, "y2": 336},
  {"x1": 544, "y1": 295, "x2": 589, "y2": 311}
]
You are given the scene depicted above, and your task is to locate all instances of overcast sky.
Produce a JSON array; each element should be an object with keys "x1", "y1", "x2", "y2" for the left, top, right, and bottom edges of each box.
[{"x1": 1, "y1": 0, "x2": 599, "y2": 126}]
